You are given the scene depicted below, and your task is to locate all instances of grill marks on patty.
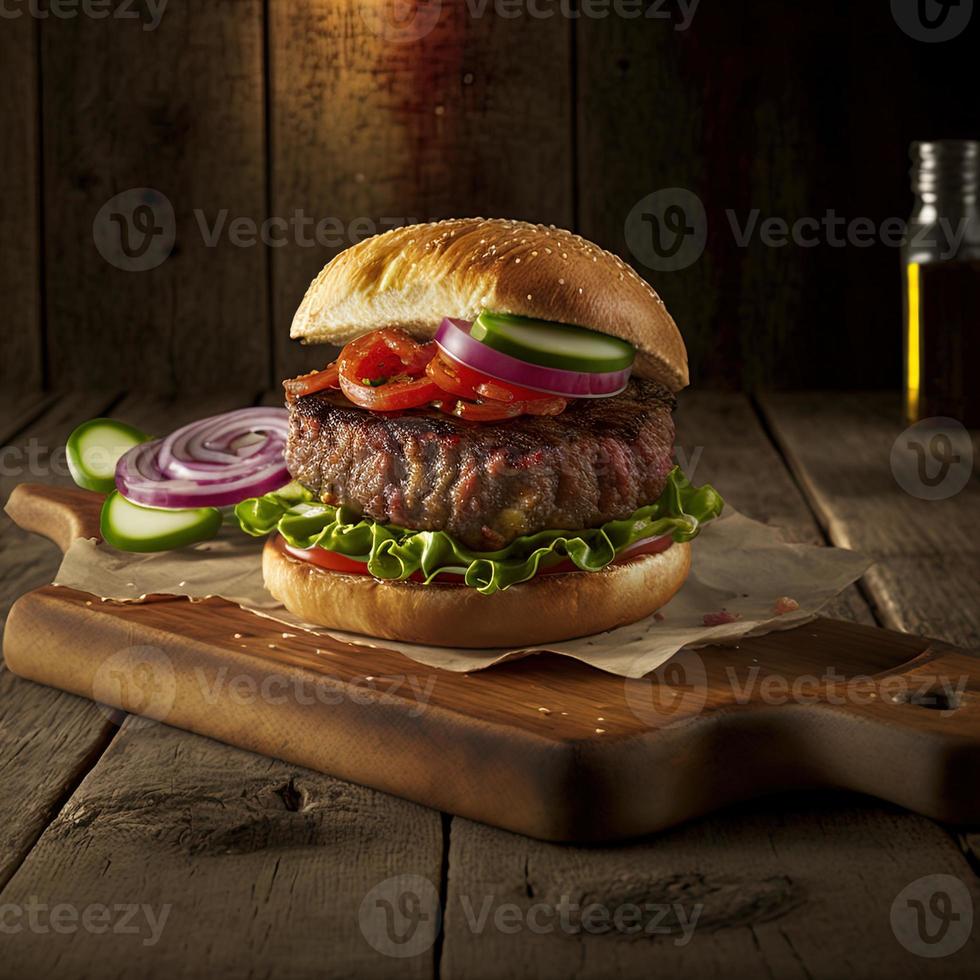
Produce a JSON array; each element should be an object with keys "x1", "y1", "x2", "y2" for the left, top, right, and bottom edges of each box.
[{"x1": 285, "y1": 380, "x2": 677, "y2": 551}]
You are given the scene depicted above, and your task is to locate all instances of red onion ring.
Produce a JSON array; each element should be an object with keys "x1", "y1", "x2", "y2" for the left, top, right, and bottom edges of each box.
[
  {"x1": 434, "y1": 318, "x2": 632, "y2": 398},
  {"x1": 116, "y1": 408, "x2": 290, "y2": 508}
]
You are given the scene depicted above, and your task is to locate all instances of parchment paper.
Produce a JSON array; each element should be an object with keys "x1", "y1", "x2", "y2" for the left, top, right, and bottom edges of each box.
[{"x1": 39, "y1": 506, "x2": 871, "y2": 678}]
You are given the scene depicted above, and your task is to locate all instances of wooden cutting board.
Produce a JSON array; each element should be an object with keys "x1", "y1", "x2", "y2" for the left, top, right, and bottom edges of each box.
[{"x1": 4, "y1": 483, "x2": 980, "y2": 842}]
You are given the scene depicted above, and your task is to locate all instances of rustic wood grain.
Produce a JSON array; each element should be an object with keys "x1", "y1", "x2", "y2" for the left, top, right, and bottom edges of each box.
[
  {"x1": 0, "y1": 11, "x2": 42, "y2": 393},
  {"x1": 268, "y1": 0, "x2": 573, "y2": 381},
  {"x1": 0, "y1": 719, "x2": 443, "y2": 980},
  {"x1": 0, "y1": 392, "x2": 54, "y2": 447},
  {"x1": 0, "y1": 391, "x2": 117, "y2": 626},
  {"x1": 758, "y1": 392, "x2": 980, "y2": 650},
  {"x1": 0, "y1": 392, "x2": 250, "y2": 891},
  {"x1": 5, "y1": 483, "x2": 102, "y2": 553},
  {"x1": 441, "y1": 796, "x2": 979, "y2": 980},
  {"x1": 40, "y1": 0, "x2": 269, "y2": 393},
  {"x1": 0, "y1": 391, "x2": 120, "y2": 888}
]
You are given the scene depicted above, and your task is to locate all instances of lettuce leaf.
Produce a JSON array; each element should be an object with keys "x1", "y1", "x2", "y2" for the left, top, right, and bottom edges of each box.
[{"x1": 236, "y1": 467, "x2": 723, "y2": 596}]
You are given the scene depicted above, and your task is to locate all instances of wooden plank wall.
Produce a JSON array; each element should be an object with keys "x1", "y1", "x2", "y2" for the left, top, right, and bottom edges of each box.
[
  {"x1": 40, "y1": 0, "x2": 269, "y2": 393},
  {"x1": 0, "y1": 12, "x2": 42, "y2": 394},
  {"x1": 0, "y1": 1, "x2": 978, "y2": 395},
  {"x1": 268, "y1": 0, "x2": 572, "y2": 381}
]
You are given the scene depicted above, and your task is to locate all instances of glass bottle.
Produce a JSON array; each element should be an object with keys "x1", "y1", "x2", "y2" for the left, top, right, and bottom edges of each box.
[{"x1": 903, "y1": 140, "x2": 980, "y2": 427}]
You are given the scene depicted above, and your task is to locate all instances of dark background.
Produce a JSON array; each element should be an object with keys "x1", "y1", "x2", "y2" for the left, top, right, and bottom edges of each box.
[{"x1": 1, "y1": 0, "x2": 977, "y2": 396}]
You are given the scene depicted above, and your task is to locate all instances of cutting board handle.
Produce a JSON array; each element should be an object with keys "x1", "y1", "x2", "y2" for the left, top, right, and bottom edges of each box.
[{"x1": 5, "y1": 483, "x2": 104, "y2": 553}]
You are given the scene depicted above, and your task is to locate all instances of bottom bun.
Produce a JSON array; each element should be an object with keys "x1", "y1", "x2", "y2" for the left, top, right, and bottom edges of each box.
[{"x1": 263, "y1": 536, "x2": 692, "y2": 648}]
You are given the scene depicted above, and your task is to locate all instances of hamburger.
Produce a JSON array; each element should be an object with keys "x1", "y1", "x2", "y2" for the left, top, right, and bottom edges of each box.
[{"x1": 237, "y1": 218, "x2": 722, "y2": 647}]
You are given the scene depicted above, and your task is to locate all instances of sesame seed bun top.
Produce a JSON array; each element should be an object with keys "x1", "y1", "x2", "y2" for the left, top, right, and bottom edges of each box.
[{"x1": 289, "y1": 217, "x2": 689, "y2": 391}]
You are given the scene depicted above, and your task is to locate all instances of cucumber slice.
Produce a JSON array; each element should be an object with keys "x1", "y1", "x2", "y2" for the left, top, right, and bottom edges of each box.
[
  {"x1": 471, "y1": 312, "x2": 636, "y2": 373},
  {"x1": 67, "y1": 418, "x2": 150, "y2": 494},
  {"x1": 100, "y1": 491, "x2": 222, "y2": 553}
]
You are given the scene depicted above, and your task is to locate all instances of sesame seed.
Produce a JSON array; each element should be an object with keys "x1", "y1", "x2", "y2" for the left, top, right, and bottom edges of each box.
[{"x1": 558, "y1": 278, "x2": 565, "y2": 284}]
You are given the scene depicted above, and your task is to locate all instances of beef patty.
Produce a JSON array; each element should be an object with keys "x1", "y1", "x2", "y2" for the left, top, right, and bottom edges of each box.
[{"x1": 285, "y1": 379, "x2": 676, "y2": 551}]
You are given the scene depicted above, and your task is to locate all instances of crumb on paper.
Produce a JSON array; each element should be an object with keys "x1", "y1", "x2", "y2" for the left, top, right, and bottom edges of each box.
[
  {"x1": 773, "y1": 596, "x2": 800, "y2": 615},
  {"x1": 703, "y1": 610, "x2": 740, "y2": 627}
]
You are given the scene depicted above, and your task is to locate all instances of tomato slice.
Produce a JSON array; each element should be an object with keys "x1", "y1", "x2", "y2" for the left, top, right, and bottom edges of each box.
[
  {"x1": 436, "y1": 398, "x2": 522, "y2": 421},
  {"x1": 338, "y1": 329, "x2": 439, "y2": 410},
  {"x1": 434, "y1": 394, "x2": 567, "y2": 421},
  {"x1": 283, "y1": 330, "x2": 570, "y2": 420},
  {"x1": 426, "y1": 351, "x2": 557, "y2": 403},
  {"x1": 341, "y1": 374, "x2": 443, "y2": 412},
  {"x1": 283, "y1": 362, "x2": 340, "y2": 400},
  {"x1": 284, "y1": 540, "x2": 374, "y2": 573},
  {"x1": 516, "y1": 396, "x2": 569, "y2": 416}
]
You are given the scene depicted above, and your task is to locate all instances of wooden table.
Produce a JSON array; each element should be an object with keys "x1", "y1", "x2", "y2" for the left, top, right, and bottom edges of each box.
[{"x1": 1, "y1": 390, "x2": 977, "y2": 979}]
